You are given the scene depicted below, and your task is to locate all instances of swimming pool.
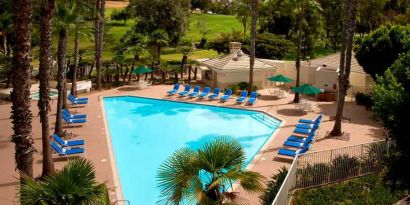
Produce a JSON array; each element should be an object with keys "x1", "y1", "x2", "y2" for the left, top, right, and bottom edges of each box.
[
  {"x1": 103, "y1": 96, "x2": 281, "y2": 204},
  {"x1": 30, "y1": 90, "x2": 59, "y2": 100}
]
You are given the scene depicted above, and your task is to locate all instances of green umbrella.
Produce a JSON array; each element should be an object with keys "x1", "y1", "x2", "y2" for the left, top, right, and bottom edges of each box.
[
  {"x1": 267, "y1": 74, "x2": 293, "y2": 83},
  {"x1": 132, "y1": 66, "x2": 152, "y2": 75},
  {"x1": 291, "y1": 84, "x2": 321, "y2": 95}
]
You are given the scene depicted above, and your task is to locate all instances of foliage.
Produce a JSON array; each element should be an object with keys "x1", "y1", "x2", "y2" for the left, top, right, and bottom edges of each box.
[
  {"x1": 233, "y1": 0, "x2": 252, "y2": 37},
  {"x1": 20, "y1": 158, "x2": 109, "y2": 205},
  {"x1": 208, "y1": 1, "x2": 235, "y2": 15},
  {"x1": 207, "y1": 30, "x2": 244, "y2": 54},
  {"x1": 129, "y1": 0, "x2": 190, "y2": 45},
  {"x1": 292, "y1": 175, "x2": 405, "y2": 204},
  {"x1": 259, "y1": 167, "x2": 288, "y2": 205},
  {"x1": 243, "y1": 33, "x2": 296, "y2": 60},
  {"x1": 355, "y1": 92, "x2": 374, "y2": 109},
  {"x1": 355, "y1": 25, "x2": 410, "y2": 80},
  {"x1": 356, "y1": 0, "x2": 387, "y2": 35},
  {"x1": 317, "y1": 0, "x2": 343, "y2": 50},
  {"x1": 372, "y1": 52, "x2": 410, "y2": 189},
  {"x1": 157, "y1": 137, "x2": 265, "y2": 204},
  {"x1": 110, "y1": 8, "x2": 131, "y2": 25}
]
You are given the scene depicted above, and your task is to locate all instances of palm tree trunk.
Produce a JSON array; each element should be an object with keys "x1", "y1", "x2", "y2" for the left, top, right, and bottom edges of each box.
[
  {"x1": 55, "y1": 28, "x2": 68, "y2": 136},
  {"x1": 95, "y1": 0, "x2": 105, "y2": 91},
  {"x1": 38, "y1": 0, "x2": 56, "y2": 177},
  {"x1": 71, "y1": 25, "x2": 79, "y2": 96},
  {"x1": 248, "y1": 0, "x2": 258, "y2": 92},
  {"x1": 330, "y1": 0, "x2": 359, "y2": 136},
  {"x1": 293, "y1": 0, "x2": 304, "y2": 104},
  {"x1": 188, "y1": 64, "x2": 192, "y2": 83},
  {"x1": 10, "y1": 0, "x2": 35, "y2": 179}
]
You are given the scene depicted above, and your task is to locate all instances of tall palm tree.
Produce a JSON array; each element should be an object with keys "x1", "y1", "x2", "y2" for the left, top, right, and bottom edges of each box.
[
  {"x1": 248, "y1": 0, "x2": 259, "y2": 93},
  {"x1": 54, "y1": 1, "x2": 78, "y2": 136},
  {"x1": 293, "y1": 0, "x2": 305, "y2": 103},
  {"x1": 330, "y1": 0, "x2": 359, "y2": 136},
  {"x1": 157, "y1": 137, "x2": 265, "y2": 204},
  {"x1": 178, "y1": 39, "x2": 193, "y2": 81},
  {"x1": 20, "y1": 158, "x2": 109, "y2": 204},
  {"x1": 38, "y1": 0, "x2": 56, "y2": 177},
  {"x1": 95, "y1": 0, "x2": 105, "y2": 91},
  {"x1": 10, "y1": 0, "x2": 35, "y2": 178}
]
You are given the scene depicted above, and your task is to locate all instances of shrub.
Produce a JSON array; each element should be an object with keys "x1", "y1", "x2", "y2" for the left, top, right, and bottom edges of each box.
[
  {"x1": 296, "y1": 163, "x2": 331, "y2": 187},
  {"x1": 330, "y1": 155, "x2": 360, "y2": 181},
  {"x1": 259, "y1": 167, "x2": 288, "y2": 205},
  {"x1": 110, "y1": 8, "x2": 131, "y2": 25},
  {"x1": 227, "y1": 84, "x2": 240, "y2": 94},
  {"x1": 355, "y1": 92, "x2": 374, "y2": 109}
]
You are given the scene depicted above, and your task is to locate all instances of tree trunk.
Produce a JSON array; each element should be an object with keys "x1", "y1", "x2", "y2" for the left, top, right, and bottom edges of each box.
[
  {"x1": 293, "y1": 0, "x2": 304, "y2": 104},
  {"x1": 248, "y1": 0, "x2": 259, "y2": 92},
  {"x1": 123, "y1": 66, "x2": 129, "y2": 84},
  {"x1": 88, "y1": 61, "x2": 94, "y2": 77},
  {"x1": 194, "y1": 65, "x2": 197, "y2": 80},
  {"x1": 55, "y1": 28, "x2": 68, "y2": 136},
  {"x1": 330, "y1": 0, "x2": 359, "y2": 136},
  {"x1": 1, "y1": 33, "x2": 6, "y2": 56},
  {"x1": 71, "y1": 25, "x2": 79, "y2": 96},
  {"x1": 38, "y1": 0, "x2": 56, "y2": 177},
  {"x1": 188, "y1": 64, "x2": 192, "y2": 83},
  {"x1": 95, "y1": 0, "x2": 105, "y2": 91},
  {"x1": 10, "y1": 0, "x2": 35, "y2": 179}
]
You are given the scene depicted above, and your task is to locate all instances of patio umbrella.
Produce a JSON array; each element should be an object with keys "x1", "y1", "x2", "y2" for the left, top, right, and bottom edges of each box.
[
  {"x1": 291, "y1": 84, "x2": 321, "y2": 95},
  {"x1": 132, "y1": 66, "x2": 153, "y2": 81},
  {"x1": 267, "y1": 74, "x2": 293, "y2": 83}
]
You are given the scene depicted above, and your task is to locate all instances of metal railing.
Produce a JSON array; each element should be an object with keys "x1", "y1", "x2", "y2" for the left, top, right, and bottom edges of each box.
[{"x1": 271, "y1": 139, "x2": 389, "y2": 205}]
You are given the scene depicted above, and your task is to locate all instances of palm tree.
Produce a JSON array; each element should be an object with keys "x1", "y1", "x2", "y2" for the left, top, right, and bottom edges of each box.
[
  {"x1": 54, "y1": 1, "x2": 78, "y2": 136},
  {"x1": 248, "y1": 0, "x2": 258, "y2": 93},
  {"x1": 330, "y1": 0, "x2": 359, "y2": 136},
  {"x1": 293, "y1": 0, "x2": 305, "y2": 103},
  {"x1": 178, "y1": 39, "x2": 193, "y2": 81},
  {"x1": 38, "y1": 0, "x2": 56, "y2": 177},
  {"x1": 95, "y1": 0, "x2": 105, "y2": 91},
  {"x1": 119, "y1": 29, "x2": 148, "y2": 82},
  {"x1": 157, "y1": 137, "x2": 265, "y2": 204},
  {"x1": 10, "y1": 0, "x2": 35, "y2": 179},
  {"x1": 20, "y1": 158, "x2": 109, "y2": 204}
]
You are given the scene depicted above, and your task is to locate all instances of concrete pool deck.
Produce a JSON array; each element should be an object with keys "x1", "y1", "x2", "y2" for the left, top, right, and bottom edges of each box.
[{"x1": 0, "y1": 84, "x2": 385, "y2": 204}]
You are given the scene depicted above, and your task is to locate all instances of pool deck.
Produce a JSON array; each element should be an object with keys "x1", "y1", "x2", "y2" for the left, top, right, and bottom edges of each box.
[{"x1": 0, "y1": 84, "x2": 385, "y2": 204}]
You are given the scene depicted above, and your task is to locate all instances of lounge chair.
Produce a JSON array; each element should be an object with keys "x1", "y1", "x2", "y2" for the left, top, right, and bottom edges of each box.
[
  {"x1": 62, "y1": 109, "x2": 87, "y2": 119},
  {"x1": 178, "y1": 85, "x2": 191, "y2": 97},
  {"x1": 220, "y1": 89, "x2": 232, "y2": 102},
  {"x1": 53, "y1": 133, "x2": 84, "y2": 147},
  {"x1": 284, "y1": 134, "x2": 314, "y2": 148},
  {"x1": 208, "y1": 88, "x2": 220, "y2": 100},
  {"x1": 167, "y1": 83, "x2": 180, "y2": 95},
  {"x1": 68, "y1": 95, "x2": 88, "y2": 105},
  {"x1": 198, "y1": 87, "x2": 211, "y2": 99},
  {"x1": 299, "y1": 114, "x2": 323, "y2": 124},
  {"x1": 278, "y1": 144, "x2": 310, "y2": 157},
  {"x1": 296, "y1": 119, "x2": 321, "y2": 129},
  {"x1": 69, "y1": 94, "x2": 88, "y2": 101},
  {"x1": 293, "y1": 124, "x2": 319, "y2": 135},
  {"x1": 63, "y1": 114, "x2": 87, "y2": 127},
  {"x1": 236, "y1": 90, "x2": 248, "y2": 103},
  {"x1": 247, "y1": 92, "x2": 257, "y2": 105},
  {"x1": 50, "y1": 141, "x2": 84, "y2": 156},
  {"x1": 287, "y1": 132, "x2": 316, "y2": 143},
  {"x1": 188, "y1": 86, "x2": 201, "y2": 98}
]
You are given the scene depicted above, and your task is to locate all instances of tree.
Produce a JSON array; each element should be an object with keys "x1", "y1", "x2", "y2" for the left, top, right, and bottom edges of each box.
[
  {"x1": 54, "y1": 0, "x2": 78, "y2": 136},
  {"x1": 0, "y1": 0, "x2": 13, "y2": 56},
  {"x1": 234, "y1": 0, "x2": 252, "y2": 39},
  {"x1": 355, "y1": 25, "x2": 410, "y2": 80},
  {"x1": 259, "y1": 167, "x2": 288, "y2": 205},
  {"x1": 20, "y1": 158, "x2": 109, "y2": 204},
  {"x1": 248, "y1": 0, "x2": 259, "y2": 93},
  {"x1": 356, "y1": 0, "x2": 387, "y2": 35},
  {"x1": 242, "y1": 33, "x2": 296, "y2": 60},
  {"x1": 129, "y1": 0, "x2": 190, "y2": 45},
  {"x1": 110, "y1": 8, "x2": 131, "y2": 25},
  {"x1": 330, "y1": 0, "x2": 359, "y2": 137},
  {"x1": 10, "y1": 0, "x2": 35, "y2": 179},
  {"x1": 178, "y1": 39, "x2": 193, "y2": 81},
  {"x1": 317, "y1": 0, "x2": 344, "y2": 50},
  {"x1": 207, "y1": 30, "x2": 244, "y2": 54},
  {"x1": 149, "y1": 29, "x2": 169, "y2": 65},
  {"x1": 95, "y1": 0, "x2": 105, "y2": 91},
  {"x1": 38, "y1": 0, "x2": 56, "y2": 177},
  {"x1": 372, "y1": 52, "x2": 410, "y2": 189},
  {"x1": 157, "y1": 137, "x2": 265, "y2": 204},
  {"x1": 196, "y1": 18, "x2": 210, "y2": 48}
]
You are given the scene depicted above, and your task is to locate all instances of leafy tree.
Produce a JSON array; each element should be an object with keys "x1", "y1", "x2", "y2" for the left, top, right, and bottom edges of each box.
[
  {"x1": 129, "y1": 0, "x2": 190, "y2": 45},
  {"x1": 207, "y1": 30, "x2": 244, "y2": 54},
  {"x1": 355, "y1": 25, "x2": 410, "y2": 80},
  {"x1": 234, "y1": 0, "x2": 252, "y2": 38},
  {"x1": 317, "y1": 0, "x2": 344, "y2": 50},
  {"x1": 330, "y1": 0, "x2": 359, "y2": 136},
  {"x1": 110, "y1": 8, "x2": 131, "y2": 25},
  {"x1": 372, "y1": 52, "x2": 410, "y2": 189},
  {"x1": 196, "y1": 18, "x2": 210, "y2": 48},
  {"x1": 259, "y1": 0, "x2": 294, "y2": 38},
  {"x1": 356, "y1": 0, "x2": 387, "y2": 35},
  {"x1": 20, "y1": 158, "x2": 109, "y2": 204},
  {"x1": 157, "y1": 137, "x2": 265, "y2": 204},
  {"x1": 259, "y1": 167, "x2": 288, "y2": 205},
  {"x1": 119, "y1": 29, "x2": 148, "y2": 82},
  {"x1": 0, "y1": 0, "x2": 13, "y2": 56},
  {"x1": 149, "y1": 29, "x2": 169, "y2": 65},
  {"x1": 243, "y1": 33, "x2": 296, "y2": 60}
]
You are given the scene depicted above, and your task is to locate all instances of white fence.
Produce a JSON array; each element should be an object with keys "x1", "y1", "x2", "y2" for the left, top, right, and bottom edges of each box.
[{"x1": 271, "y1": 156, "x2": 298, "y2": 205}]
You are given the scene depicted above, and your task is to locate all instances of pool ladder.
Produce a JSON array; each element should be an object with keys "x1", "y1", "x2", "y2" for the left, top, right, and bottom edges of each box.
[{"x1": 113, "y1": 200, "x2": 131, "y2": 205}]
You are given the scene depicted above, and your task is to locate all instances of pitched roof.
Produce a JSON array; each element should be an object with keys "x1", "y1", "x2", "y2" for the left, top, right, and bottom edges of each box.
[
  {"x1": 307, "y1": 52, "x2": 366, "y2": 74},
  {"x1": 201, "y1": 52, "x2": 275, "y2": 71}
]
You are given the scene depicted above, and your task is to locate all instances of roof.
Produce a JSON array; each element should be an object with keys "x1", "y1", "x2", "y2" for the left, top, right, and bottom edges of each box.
[
  {"x1": 200, "y1": 52, "x2": 275, "y2": 71},
  {"x1": 307, "y1": 52, "x2": 366, "y2": 74}
]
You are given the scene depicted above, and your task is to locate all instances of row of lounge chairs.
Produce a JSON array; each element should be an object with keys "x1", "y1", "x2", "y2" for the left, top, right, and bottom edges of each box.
[
  {"x1": 278, "y1": 114, "x2": 322, "y2": 157},
  {"x1": 167, "y1": 83, "x2": 257, "y2": 105}
]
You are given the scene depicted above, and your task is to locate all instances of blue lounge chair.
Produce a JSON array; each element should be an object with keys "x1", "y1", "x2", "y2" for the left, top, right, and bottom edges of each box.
[
  {"x1": 167, "y1": 83, "x2": 180, "y2": 95},
  {"x1": 287, "y1": 132, "x2": 316, "y2": 143},
  {"x1": 178, "y1": 85, "x2": 191, "y2": 97},
  {"x1": 299, "y1": 114, "x2": 323, "y2": 124},
  {"x1": 53, "y1": 133, "x2": 84, "y2": 147},
  {"x1": 62, "y1": 109, "x2": 87, "y2": 119},
  {"x1": 293, "y1": 124, "x2": 319, "y2": 135},
  {"x1": 220, "y1": 89, "x2": 232, "y2": 102},
  {"x1": 63, "y1": 114, "x2": 87, "y2": 127},
  {"x1": 69, "y1": 94, "x2": 88, "y2": 101},
  {"x1": 198, "y1": 87, "x2": 211, "y2": 99},
  {"x1": 50, "y1": 141, "x2": 84, "y2": 156},
  {"x1": 208, "y1": 88, "x2": 221, "y2": 100},
  {"x1": 68, "y1": 95, "x2": 88, "y2": 105},
  {"x1": 284, "y1": 134, "x2": 314, "y2": 148},
  {"x1": 278, "y1": 144, "x2": 310, "y2": 157},
  {"x1": 247, "y1": 92, "x2": 257, "y2": 105},
  {"x1": 296, "y1": 119, "x2": 321, "y2": 129},
  {"x1": 236, "y1": 90, "x2": 248, "y2": 103},
  {"x1": 188, "y1": 86, "x2": 201, "y2": 98}
]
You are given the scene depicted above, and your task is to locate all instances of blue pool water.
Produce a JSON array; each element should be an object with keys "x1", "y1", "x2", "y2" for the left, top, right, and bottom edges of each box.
[{"x1": 103, "y1": 96, "x2": 281, "y2": 204}]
